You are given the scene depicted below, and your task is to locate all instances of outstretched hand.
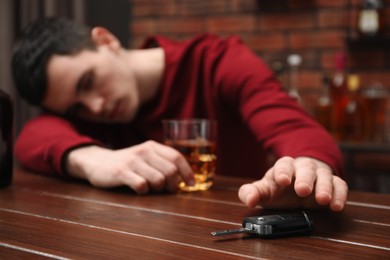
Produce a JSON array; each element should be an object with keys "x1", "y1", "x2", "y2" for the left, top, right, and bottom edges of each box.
[
  {"x1": 66, "y1": 141, "x2": 195, "y2": 194},
  {"x1": 238, "y1": 156, "x2": 348, "y2": 212}
]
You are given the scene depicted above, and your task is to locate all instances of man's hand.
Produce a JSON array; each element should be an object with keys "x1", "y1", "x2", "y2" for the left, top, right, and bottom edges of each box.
[
  {"x1": 238, "y1": 156, "x2": 348, "y2": 212},
  {"x1": 65, "y1": 141, "x2": 195, "y2": 194}
]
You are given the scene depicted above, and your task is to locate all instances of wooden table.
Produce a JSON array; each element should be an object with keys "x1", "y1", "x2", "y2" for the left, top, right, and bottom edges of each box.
[{"x1": 1, "y1": 168, "x2": 389, "y2": 259}]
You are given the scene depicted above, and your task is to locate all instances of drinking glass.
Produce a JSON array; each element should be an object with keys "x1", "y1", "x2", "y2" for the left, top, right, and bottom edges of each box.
[{"x1": 162, "y1": 119, "x2": 217, "y2": 192}]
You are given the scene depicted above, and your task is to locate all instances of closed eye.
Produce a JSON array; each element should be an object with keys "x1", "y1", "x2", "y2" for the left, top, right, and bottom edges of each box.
[{"x1": 77, "y1": 69, "x2": 94, "y2": 94}]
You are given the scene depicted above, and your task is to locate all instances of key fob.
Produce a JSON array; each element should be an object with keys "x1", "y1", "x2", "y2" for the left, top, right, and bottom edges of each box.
[
  {"x1": 211, "y1": 211, "x2": 313, "y2": 238},
  {"x1": 243, "y1": 212, "x2": 313, "y2": 238}
]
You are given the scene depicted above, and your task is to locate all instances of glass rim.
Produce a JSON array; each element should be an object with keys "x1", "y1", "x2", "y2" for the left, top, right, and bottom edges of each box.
[{"x1": 162, "y1": 118, "x2": 217, "y2": 124}]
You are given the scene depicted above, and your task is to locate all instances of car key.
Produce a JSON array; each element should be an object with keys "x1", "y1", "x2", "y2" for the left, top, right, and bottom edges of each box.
[{"x1": 211, "y1": 211, "x2": 313, "y2": 238}]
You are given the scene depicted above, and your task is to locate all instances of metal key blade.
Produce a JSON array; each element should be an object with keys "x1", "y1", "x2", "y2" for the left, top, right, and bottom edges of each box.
[{"x1": 211, "y1": 228, "x2": 250, "y2": 236}]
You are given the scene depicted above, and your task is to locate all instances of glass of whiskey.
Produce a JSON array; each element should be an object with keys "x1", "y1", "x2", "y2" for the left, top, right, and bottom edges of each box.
[{"x1": 162, "y1": 119, "x2": 217, "y2": 191}]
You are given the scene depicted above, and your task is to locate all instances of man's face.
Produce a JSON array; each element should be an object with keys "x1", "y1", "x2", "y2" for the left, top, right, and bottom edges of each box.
[{"x1": 43, "y1": 45, "x2": 140, "y2": 123}]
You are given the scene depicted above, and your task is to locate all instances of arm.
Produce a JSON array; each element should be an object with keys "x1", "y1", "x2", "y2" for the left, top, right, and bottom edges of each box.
[
  {"x1": 238, "y1": 157, "x2": 348, "y2": 211},
  {"x1": 213, "y1": 37, "x2": 347, "y2": 210},
  {"x1": 65, "y1": 142, "x2": 194, "y2": 194},
  {"x1": 15, "y1": 114, "x2": 194, "y2": 193},
  {"x1": 15, "y1": 113, "x2": 98, "y2": 176}
]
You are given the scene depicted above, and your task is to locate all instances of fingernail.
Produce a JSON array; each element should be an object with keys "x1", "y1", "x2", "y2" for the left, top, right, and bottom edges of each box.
[
  {"x1": 188, "y1": 178, "x2": 195, "y2": 186},
  {"x1": 334, "y1": 200, "x2": 343, "y2": 210}
]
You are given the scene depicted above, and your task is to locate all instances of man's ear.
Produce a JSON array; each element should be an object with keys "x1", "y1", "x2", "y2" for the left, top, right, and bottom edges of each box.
[{"x1": 90, "y1": 27, "x2": 121, "y2": 51}]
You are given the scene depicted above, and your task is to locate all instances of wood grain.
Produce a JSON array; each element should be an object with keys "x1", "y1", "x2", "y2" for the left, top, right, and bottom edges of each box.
[{"x1": 0, "y1": 168, "x2": 389, "y2": 259}]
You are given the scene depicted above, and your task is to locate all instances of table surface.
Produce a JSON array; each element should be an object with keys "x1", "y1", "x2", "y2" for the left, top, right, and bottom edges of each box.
[{"x1": 1, "y1": 168, "x2": 389, "y2": 259}]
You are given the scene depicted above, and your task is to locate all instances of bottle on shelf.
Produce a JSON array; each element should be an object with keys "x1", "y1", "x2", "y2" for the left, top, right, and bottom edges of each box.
[
  {"x1": 361, "y1": 81, "x2": 389, "y2": 143},
  {"x1": 314, "y1": 74, "x2": 332, "y2": 132},
  {"x1": 329, "y1": 51, "x2": 349, "y2": 141},
  {"x1": 271, "y1": 60, "x2": 288, "y2": 91},
  {"x1": 342, "y1": 74, "x2": 368, "y2": 142},
  {"x1": 357, "y1": 0, "x2": 384, "y2": 37},
  {"x1": 286, "y1": 54, "x2": 302, "y2": 104}
]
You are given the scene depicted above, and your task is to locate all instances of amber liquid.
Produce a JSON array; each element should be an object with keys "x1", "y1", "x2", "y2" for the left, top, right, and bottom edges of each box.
[
  {"x1": 315, "y1": 101, "x2": 332, "y2": 132},
  {"x1": 165, "y1": 140, "x2": 216, "y2": 192},
  {"x1": 362, "y1": 95, "x2": 388, "y2": 143},
  {"x1": 329, "y1": 73, "x2": 349, "y2": 140},
  {"x1": 0, "y1": 90, "x2": 13, "y2": 188},
  {"x1": 343, "y1": 93, "x2": 368, "y2": 142}
]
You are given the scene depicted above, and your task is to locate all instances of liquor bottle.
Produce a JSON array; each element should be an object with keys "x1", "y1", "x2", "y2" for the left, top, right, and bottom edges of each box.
[
  {"x1": 329, "y1": 52, "x2": 349, "y2": 141},
  {"x1": 271, "y1": 60, "x2": 288, "y2": 91},
  {"x1": 357, "y1": 0, "x2": 384, "y2": 37},
  {"x1": 314, "y1": 74, "x2": 332, "y2": 132},
  {"x1": 286, "y1": 54, "x2": 302, "y2": 103},
  {"x1": 361, "y1": 82, "x2": 389, "y2": 143},
  {"x1": 343, "y1": 74, "x2": 367, "y2": 142},
  {"x1": 0, "y1": 89, "x2": 13, "y2": 188}
]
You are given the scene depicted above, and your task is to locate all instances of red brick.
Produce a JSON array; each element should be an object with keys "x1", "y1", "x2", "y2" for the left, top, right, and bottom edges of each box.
[
  {"x1": 289, "y1": 31, "x2": 345, "y2": 49},
  {"x1": 176, "y1": 0, "x2": 228, "y2": 15},
  {"x1": 206, "y1": 16, "x2": 256, "y2": 33},
  {"x1": 131, "y1": 0, "x2": 177, "y2": 17},
  {"x1": 315, "y1": 0, "x2": 349, "y2": 8},
  {"x1": 129, "y1": 36, "x2": 147, "y2": 49},
  {"x1": 288, "y1": 1, "x2": 317, "y2": 10},
  {"x1": 349, "y1": 0, "x2": 362, "y2": 7},
  {"x1": 259, "y1": 13, "x2": 315, "y2": 31},
  {"x1": 318, "y1": 9, "x2": 350, "y2": 29},
  {"x1": 230, "y1": 0, "x2": 258, "y2": 13},
  {"x1": 245, "y1": 33, "x2": 287, "y2": 51},
  {"x1": 128, "y1": 0, "x2": 390, "y2": 120},
  {"x1": 321, "y1": 51, "x2": 345, "y2": 70},
  {"x1": 131, "y1": 19, "x2": 158, "y2": 35},
  {"x1": 348, "y1": 7, "x2": 360, "y2": 34},
  {"x1": 257, "y1": 51, "x2": 289, "y2": 72},
  {"x1": 356, "y1": 72, "x2": 390, "y2": 89},
  {"x1": 299, "y1": 51, "x2": 320, "y2": 69},
  {"x1": 158, "y1": 18, "x2": 204, "y2": 34},
  {"x1": 384, "y1": 7, "x2": 390, "y2": 27},
  {"x1": 299, "y1": 70, "x2": 322, "y2": 89}
]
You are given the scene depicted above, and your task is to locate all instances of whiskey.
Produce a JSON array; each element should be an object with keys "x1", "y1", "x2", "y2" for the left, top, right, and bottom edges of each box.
[
  {"x1": 165, "y1": 139, "x2": 216, "y2": 191},
  {"x1": 329, "y1": 52, "x2": 348, "y2": 140}
]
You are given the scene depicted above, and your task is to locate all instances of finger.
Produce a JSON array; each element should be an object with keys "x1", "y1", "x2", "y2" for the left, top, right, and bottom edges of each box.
[
  {"x1": 314, "y1": 168, "x2": 333, "y2": 206},
  {"x1": 329, "y1": 177, "x2": 348, "y2": 212},
  {"x1": 120, "y1": 171, "x2": 149, "y2": 195},
  {"x1": 238, "y1": 183, "x2": 261, "y2": 208},
  {"x1": 131, "y1": 160, "x2": 166, "y2": 192},
  {"x1": 272, "y1": 156, "x2": 294, "y2": 186},
  {"x1": 293, "y1": 158, "x2": 317, "y2": 197},
  {"x1": 165, "y1": 175, "x2": 180, "y2": 193},
  {"x1": 143, "y1": 149, "x2": 183, "y2": 191},
  {"x1": 155, "y1": 144, "x2": 195, "y2": 186}
]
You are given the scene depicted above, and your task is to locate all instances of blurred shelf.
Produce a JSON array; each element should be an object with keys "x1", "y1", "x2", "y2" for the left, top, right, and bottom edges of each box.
[
  {"x1": 339, "y1": 141, "x2": 390, "y2": 153},
  {"x1": 339, "y1": 141, "x2": 390, "y2": 193},
  {"x1": 346, "y1": 35, "x2": 390, "y2": 50}
]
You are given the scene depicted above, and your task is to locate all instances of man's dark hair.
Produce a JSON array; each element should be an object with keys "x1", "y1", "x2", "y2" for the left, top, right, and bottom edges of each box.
[{"x1": 12, "y1": 17, "x2": 95, "y2": 106}]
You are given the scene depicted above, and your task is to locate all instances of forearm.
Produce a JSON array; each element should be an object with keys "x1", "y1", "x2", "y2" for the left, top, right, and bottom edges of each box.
[
  {"x1": 15, "y1": 114, "x2": 100, "y2": 176},
  {"x1": 65, "y1": 145, "x2": 105, "y2": 180}
]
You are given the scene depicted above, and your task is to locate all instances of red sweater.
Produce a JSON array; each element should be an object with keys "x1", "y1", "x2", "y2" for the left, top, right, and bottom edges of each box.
[{"x1": 15, "y1": 34, "x2": 344, "y2": 179}]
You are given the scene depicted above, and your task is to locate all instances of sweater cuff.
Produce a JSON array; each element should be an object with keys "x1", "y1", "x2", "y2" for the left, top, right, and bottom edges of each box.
[{"x1": 50, "y1": 137, "x2": 102, "y2": 177}]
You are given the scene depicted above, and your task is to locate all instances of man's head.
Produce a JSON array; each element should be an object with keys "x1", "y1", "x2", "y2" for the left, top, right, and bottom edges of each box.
[
  {"x1": 12, "y1": 17, "x2": 143, "y2": 123},
  {"x1": 12, "y1": 17, "x2": 95, "y2": 106}
]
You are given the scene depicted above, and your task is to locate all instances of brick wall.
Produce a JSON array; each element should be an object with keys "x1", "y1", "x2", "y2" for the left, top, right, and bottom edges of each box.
[
  {"x1": 129, "y1": 0, "x2": 390, "y2": 193},
  {"x1": 129, "y1": 0, "x2": 390, "y2": 92}
]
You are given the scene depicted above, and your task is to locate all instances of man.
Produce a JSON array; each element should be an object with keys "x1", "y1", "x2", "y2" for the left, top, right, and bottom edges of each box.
[{"x1": 12, "y1": 17, "x2": 348, "y2": 211}]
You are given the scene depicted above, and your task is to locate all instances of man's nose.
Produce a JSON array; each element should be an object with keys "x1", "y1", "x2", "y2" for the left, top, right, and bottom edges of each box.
[{"x1": 79, "y1": 94, "x2": 104, "y2": 114}]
